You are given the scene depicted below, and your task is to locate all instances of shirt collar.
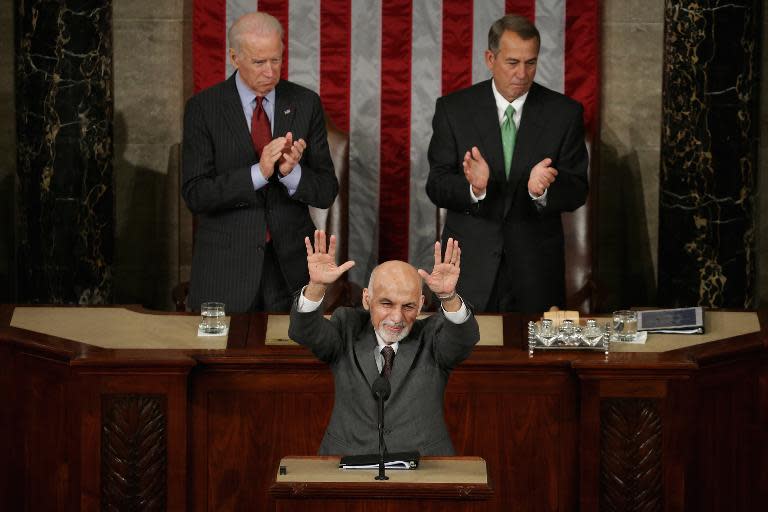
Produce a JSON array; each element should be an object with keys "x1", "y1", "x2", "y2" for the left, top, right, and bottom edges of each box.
[
  {"x1": 491, "y1": 79, "x2": 529, "y2": 123},
  {"x1": 235, "y1": 71, "x2": 276, "y2": 110},
  {"x1": 375, "y1": 334, "x2": 399, "y2": 354}
]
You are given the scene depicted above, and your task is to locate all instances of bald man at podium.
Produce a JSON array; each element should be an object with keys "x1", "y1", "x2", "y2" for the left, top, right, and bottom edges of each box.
[{"x1": 289, "y1": 231, "x2": 479, "y2": 456}]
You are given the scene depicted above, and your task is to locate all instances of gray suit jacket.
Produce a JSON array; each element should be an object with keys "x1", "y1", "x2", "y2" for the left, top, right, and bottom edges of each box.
[
  {"x1": 182, "y1": 75, "x2": 338, "y2": 312},
  {"x1": 289, "y1": 304, "x2": 479, "y2": 456},
  {"x1": 427, "y1": 80, "x2": 589, "y2": 312}
]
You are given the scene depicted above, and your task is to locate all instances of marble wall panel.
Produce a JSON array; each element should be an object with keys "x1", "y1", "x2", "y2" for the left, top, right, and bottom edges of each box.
[
  {"x1": 179, "y1": 16, "x2": 194, "y2": 288},
  {"x1": 598, "y1": 2, "x2": 664, "y2": 309},
  {"x1": 603, "y1": 0, "x2": 665, "y2": 25},
  {"x1": 759, "y1": 12, "x2": 768, "y2": 306},
  {"x1": 0, "y1": 1, "x2": 15, "y2": 302},
  {"x1": 15, "y1": 0, "x2": 114, "y2": 304},
  {"x1": 113, "y1": 2, "x2": 191, "y2": 309},
  {"x1": 628, "y1": 0, "x2": 666, "y2": 23},
  {"x1": 114, "y1": 0, "x2": 187, "y2": 21},
  {"x1": 658, "y1": 0, "x2": 760, "y2": 308}
]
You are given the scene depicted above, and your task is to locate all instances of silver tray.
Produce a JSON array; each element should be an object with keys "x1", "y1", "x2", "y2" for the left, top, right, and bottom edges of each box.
[{"x1": 528, "y1": 319, "x2": 611, "y2": 355}]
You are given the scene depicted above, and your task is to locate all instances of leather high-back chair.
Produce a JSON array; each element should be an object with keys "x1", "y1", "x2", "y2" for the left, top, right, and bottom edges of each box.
[
  {"x1": 309, "y1": 118, "x2": 361, "y2": 310},
  {"x1": 309, "y1": 118, "x2": 349, "y2": 265},
  {"x1": 562, "y1": 136, "x2": 597, "y2": 313},
  {"x1": 561, "y1": 186, "x2": 596, "y2": 313}
]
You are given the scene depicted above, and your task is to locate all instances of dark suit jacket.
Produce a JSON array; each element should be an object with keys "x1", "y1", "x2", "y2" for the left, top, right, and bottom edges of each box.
[
  {"x1": 289, "y1": 304, "x2": 480, "y2": 456},
  {"x1": 426, "y1": 80, "x2": 588, "y2": 312},
  {"x1": 182, "y1": 75, "x2": 338, "y2": 313}
]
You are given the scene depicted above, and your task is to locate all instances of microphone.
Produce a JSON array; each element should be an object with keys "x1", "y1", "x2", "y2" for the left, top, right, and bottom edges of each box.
[
  {"x1": 372, "y1": 376, "x2": 391, "y2": 480},
  {"x1": 371, "y1": 376, "x2": 391, "y2": 401}
]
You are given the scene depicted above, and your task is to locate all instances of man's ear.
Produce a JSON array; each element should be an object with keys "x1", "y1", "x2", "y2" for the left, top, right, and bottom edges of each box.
[
  {"x1": 484, "y1": 49, "x2": 494, "y2": 71},
  {"x1": 229, "y1": 48, "x2": 238, "y2": 69},
  {"x1": 418, "y1": 295, "x2": 425, "y2": 315},
  {"x1": 362, "y1": 288, "x2": 370, "y2": 311}
]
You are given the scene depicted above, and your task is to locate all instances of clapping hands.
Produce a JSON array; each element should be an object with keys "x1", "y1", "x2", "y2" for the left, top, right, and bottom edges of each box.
[
  {"x1": 278, "y1": 132, "x2": 306, "y2": 176},
  {"x1": 258, "y1": 131, "x2": 307, "y2": 179}
]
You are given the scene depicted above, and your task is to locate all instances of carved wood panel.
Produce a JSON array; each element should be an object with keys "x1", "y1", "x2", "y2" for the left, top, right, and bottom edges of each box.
[
  {"x1": 600, "y1": 398, "x2": 662, "y2": 512},
  {"x1": 101, "y1": 395, "x2": 167, "y2": 511}
]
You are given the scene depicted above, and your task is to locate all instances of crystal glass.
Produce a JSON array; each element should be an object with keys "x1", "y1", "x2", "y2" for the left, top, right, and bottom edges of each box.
[
  {"x1": 583, "y1": 319, "x2": 603, "y2": 346},
  {"x1": 199, "y1": 302, "x2": 226, "y2": 335},
  {"x1": 560, "y1": 319, "x2": 580, "y2": 346},
  {"x1": 539, "y1": 318, "x2": 556, "y2": 346},
  {"x1": 612, "y1": 310, "x2": 637, "y2": 342}
]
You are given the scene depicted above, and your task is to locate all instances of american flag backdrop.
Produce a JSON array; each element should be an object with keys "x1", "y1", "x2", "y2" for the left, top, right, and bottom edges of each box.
[{"x1": 193, "y1": 0, "x2": 599, "y2": 286}]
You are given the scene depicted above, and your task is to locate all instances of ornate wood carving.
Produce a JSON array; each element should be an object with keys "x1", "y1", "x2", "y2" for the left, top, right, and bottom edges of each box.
[
  {"x1": 101, "y1": 395, "x2": 166, "y2": 511},
  {"x1": 600, "y1": 398, "x2": 662, "y2": 512}
]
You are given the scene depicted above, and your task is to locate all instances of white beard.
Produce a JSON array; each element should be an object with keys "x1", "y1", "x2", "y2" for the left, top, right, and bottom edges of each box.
[{"x1": 375, "y1": 321, "x2": 410, "y2": 344}]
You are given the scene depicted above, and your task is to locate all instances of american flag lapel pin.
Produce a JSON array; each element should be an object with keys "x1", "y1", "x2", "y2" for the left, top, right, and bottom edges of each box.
[{"x1": 284, "y1": 108, "x2": 291, "y2": 115}]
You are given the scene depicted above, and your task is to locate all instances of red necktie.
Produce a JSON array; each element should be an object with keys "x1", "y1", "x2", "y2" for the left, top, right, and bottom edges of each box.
[
  {"x1": 251, "y1": 96, "x2": 272, "y2": 155},
  {"x1": 252, "y1": 96, "x2": 272, "y2": 242}
]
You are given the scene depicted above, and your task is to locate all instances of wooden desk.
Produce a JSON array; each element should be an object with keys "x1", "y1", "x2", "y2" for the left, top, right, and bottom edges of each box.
[
  {"x1": 269, "y1": 456, "x2": 492, "y2": 511},
  {"x1": 1, "y1": 305, "x2": 766, "y2": 511}
]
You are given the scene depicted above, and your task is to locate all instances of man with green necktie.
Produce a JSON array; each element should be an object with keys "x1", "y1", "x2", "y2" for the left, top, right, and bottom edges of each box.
[{"x1": 426, "y1": 14, "x2": 589, "y2": 313}]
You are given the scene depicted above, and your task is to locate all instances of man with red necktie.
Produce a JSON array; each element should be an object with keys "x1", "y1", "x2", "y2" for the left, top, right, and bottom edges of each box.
[{"x1": 182, "y1": 12, "x2": 338, "y2": 313}]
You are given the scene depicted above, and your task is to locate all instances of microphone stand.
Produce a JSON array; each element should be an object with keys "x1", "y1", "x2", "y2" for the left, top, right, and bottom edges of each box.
[
  {"x1": 375, "y1": 391, "x2": 388, "y2": 481},
  {"x1": 371, "y1": 376, "x2": 391, "y2": 481}
]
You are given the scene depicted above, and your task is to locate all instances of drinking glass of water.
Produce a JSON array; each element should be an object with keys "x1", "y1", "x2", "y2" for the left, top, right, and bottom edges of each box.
[
  {"x1": 612, "y1": 310, "x2": 637, "y2": 342},
  {"x1": 199, "y1": 302, "x2": 226, "y2": 335}
]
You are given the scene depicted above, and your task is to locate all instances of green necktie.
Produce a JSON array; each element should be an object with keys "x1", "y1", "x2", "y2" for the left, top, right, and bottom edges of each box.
[{"x1": 501, "y1": 104, "x2": 516, "y2": 177}]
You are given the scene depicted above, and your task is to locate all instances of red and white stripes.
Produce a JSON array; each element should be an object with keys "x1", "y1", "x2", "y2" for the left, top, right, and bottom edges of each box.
[{"x1": 193, "y1": 0, "x2": 599, "y2": 284}]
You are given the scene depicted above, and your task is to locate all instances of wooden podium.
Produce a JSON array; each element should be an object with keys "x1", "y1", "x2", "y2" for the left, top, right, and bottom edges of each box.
[
  {"x1": 269, "y1": 456, "x2": 493, "y2": 511},
  {"x1": 2, "y1": 306, "x2": 766, "y2": 510}
]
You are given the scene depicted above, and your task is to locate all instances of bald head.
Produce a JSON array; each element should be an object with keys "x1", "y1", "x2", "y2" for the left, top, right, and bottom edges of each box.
[
  {"x1": 228, "y1": 12, "x2": 284, "y2": 52},
  {"x1": 363, "y1": 261, "x2": 424, "y2": 344},
  {"x1": 367, "y1": 261, "x2": 421, "y2": 294}
]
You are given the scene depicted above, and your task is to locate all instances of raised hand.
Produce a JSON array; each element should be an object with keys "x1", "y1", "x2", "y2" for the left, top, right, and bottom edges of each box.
[
  {"x1": 528, "y1": 157, "x2": 558, "y2": 197},
  {"x1": 278, "y1": 132, "x2": 307, "y2": 176},
  {"x1": 463, "y1": 147, "x2": 490, "y2": 196},
  {"x1": 418, "y1": 238, "x2": 460, "y2": 299},
  {"x1": 305, "y1": 230, "x2": 355, "y2": 290}
]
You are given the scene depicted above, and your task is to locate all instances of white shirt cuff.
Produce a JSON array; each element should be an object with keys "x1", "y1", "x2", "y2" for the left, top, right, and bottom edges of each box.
[
  {"x1": 530, "y1": 187, "x2": 548, "y2": 208},
  {"x1": 442, "y1": 297, "x2": 470, "y2": 324},
  {"x1": 469, "y1": 184, "x2": 487, "y2": 203},
  {"x1": 297, "y1": 285, "x2": 324, "y2": 312}
]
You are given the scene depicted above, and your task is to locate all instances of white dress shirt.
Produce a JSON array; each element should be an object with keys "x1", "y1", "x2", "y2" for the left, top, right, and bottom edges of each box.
[{"x1": 469, "y1": 79, "x2": 547, "y2": 206}]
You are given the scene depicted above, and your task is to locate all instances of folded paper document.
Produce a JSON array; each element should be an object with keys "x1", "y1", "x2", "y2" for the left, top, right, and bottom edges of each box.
[
  {"x1": 339, "y1": 451, "x2": 420, "y2": 470},
  {"x1": 637, "y1": 307, "x2": 704, "y2": 334}
]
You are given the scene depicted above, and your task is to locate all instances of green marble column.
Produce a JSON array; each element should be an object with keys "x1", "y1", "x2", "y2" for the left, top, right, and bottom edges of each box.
[
  {"x1": 15, "y1": 0, "x2": 114, "y2": 304},
  {"x1": 658, "y1": 0, "x2": 761, "y2": 308}
]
